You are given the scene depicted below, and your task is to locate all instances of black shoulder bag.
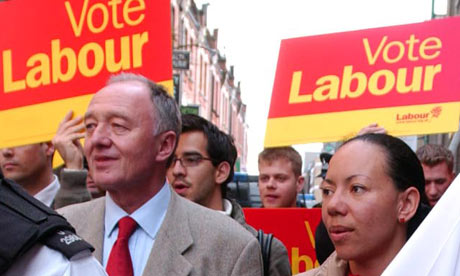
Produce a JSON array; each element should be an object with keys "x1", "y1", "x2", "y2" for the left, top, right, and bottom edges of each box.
[{"x1": 257, "y1": 229, "x2": 274, "y2": 276}]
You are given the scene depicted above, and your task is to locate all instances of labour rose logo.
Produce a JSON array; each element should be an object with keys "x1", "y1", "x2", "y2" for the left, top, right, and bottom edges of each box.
[{"x1": 431, "y1": 106, "x2": 442, "y2": 118}]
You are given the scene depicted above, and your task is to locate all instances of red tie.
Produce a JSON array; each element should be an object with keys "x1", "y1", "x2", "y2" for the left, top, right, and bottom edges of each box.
[{"x1": 106, "y1": 216, "x2": 137, "y2": 276}]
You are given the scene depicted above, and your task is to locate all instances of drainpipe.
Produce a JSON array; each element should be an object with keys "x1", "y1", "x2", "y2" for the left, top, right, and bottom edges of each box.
[{"x1": 448, "y1": 122, "x2": 460, "y2": 171}]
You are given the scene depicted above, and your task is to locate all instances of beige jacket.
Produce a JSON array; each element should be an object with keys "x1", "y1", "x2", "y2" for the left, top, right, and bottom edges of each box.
[
  {"x1": 230, "y1": 199, "x2": 292, "y2": 276},
  {"x1": 296, "y1": 252, "x2": 348, "y2": 276},
  {"x1": 59, "y1": 188, "x2": 263, "y2": 276}
]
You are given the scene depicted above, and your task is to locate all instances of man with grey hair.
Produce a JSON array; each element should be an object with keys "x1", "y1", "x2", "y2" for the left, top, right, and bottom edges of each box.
[
  {"x1": 59, "y1": 73, "x2": 263, "y2": 276},
  {"x1": 416, "y1": 144, "x2": 455, "y2": 207}
]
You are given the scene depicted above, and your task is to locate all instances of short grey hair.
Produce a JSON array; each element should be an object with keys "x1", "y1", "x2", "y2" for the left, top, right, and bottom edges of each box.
[
  {"x1": 416, "y1": 144, "x2": 454, "y2": 172},
  {"x1": 107, "y1": 73, "x2": 182, "y2": 138}
]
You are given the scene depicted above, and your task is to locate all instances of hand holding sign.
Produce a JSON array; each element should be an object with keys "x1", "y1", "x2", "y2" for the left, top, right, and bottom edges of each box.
[{"x1": 52, "y1": 111, "x2": 85, "y2": 170}]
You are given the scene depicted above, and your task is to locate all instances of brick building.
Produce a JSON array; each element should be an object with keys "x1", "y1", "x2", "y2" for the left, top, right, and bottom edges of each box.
[{"x1": 170, "y1": 0, "x2": 249, "y2": 171}]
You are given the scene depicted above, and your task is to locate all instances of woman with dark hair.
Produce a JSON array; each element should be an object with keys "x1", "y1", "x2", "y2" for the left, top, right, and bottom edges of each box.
[{"x1": 298, "y1": 134, "x2": 429, "y2": 276}]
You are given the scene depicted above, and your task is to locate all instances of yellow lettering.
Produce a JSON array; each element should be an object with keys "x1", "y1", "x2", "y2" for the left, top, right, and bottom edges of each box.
[
  {"x1": 105, "y1": 36, "x2": 131, "y2": 72},
  {"x1": 64, "y1": 0, "x2": 90, "y2": 37},
  {"x1": 108, "y1": 0, "x2": 124, "y2": 29},
  {"x1": 132, "y1": 31, "x2": 149, "y2": 68},
  {"x1": 291, "y1": 247, "x2": 313, "y2": 275},
  {"x1": 368, "y1": 69, "x2": 394, "y2": 96},
  {"x1": 51, "y1": 39, "x2": 77, "y2": 83},
  {"x1": 87, "y1": 3, "x2": 109, "y2": 34},
  {"x1": 313, "y1": 75, "x2": 339, "y2": 101},
  {"x1": 26, "y1": 53, "x2": 50, "y2": 88},
  {"x1": 288, "y1": 71, "x2": 311, "y2": 103},
  {"x1": 3, "y1": 50, "x2": 25, "y2": 93},
  {"x1": 396, "y1": 67, "x2": 422, "y2": 93},
  {"x1": 124, "y1": 0, "x2": 146, "y2": 26},
  {"x1": 423, "y1": 64, "x2": 442, "y2": 91},
  {"x1": 420, "y1": 37, "x2": 442, "y2": 60},
  {"x1": 406, "y1": 34, "x2": 420, "y2": 61},
  {"x1": 1, "y1": 32, "x2": 152, "y2": 91},
  {"x1": 340, "y1": 65, "x2": 366, "y2": 99},
  {"x1": 78, "y1": 42, "x2": 104, "y2": 77},
  {"x1": 304, "y1": 221, "x2": 315, "y2": 249},
  {"x1": 383, "y1": 40, "x2": 405, "y2": 63},
  {"x1": 363, "y1": 36, "x2": 387, "y2": 65}
]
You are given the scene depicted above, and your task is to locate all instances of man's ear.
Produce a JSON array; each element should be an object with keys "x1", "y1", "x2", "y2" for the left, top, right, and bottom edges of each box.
[
  {"x1": 448, "y1": 170, "x2": 455, "y2": 184},
  {"x1": 42, "y1": 141, "x2": 55, "y2": 157},
  {"x1": 155, "y1": 131, "x2": 177, "y2": 162},
  {"x1": 296, "y1": 175, "x2": 305, "y2": 193},
  {"x1": 398, "y1": 187, "x2": 420, "y2": 222},
  {"x1": 215, "y1": 161, "x2": 231, "y2": 185}
]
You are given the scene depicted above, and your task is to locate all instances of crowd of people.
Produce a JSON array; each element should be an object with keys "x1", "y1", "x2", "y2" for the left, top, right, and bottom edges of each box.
[{"x1": 0, "y1": 72, "x2": 458, "y2": 276}]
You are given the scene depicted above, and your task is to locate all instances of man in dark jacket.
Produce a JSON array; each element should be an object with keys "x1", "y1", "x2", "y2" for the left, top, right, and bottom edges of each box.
[{"x1": 0, "y1": 176, "x2": 106, "y2": 275}]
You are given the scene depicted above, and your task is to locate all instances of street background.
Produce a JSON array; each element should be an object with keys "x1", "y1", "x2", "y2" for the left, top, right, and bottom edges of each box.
[{"x1": 195, "y1": 0, "x2": 441, "y2": 174}]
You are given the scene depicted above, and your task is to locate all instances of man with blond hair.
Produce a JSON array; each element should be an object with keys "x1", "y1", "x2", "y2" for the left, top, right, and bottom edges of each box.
[{"x1": 258, "y1": 146, "x2": 304, "y2": 208}]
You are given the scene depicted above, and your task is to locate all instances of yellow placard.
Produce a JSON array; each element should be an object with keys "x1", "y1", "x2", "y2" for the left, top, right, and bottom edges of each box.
[{"x1": 265, "y1": 102, "x2": 460, "y2": 147}]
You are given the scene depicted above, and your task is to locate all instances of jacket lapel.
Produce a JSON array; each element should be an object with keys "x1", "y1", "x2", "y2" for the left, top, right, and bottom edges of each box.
[
  {"x1": 142, "y1": 191, "x2": 193, "y2": 276},
  {"x1": 324, "y1": 252, "x2": 349, "y2": 276},
  {"x1": 81, "y1": 198, "x2": 105, "y2": 262}
]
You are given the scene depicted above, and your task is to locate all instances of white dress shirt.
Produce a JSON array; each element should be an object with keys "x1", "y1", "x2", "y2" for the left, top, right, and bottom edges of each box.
[
  {"x1": 217, "y1": 198, "x2": 233, "y2": 216},
  {"x1": 34, "y1": 174, "x2": 60, "y2": 207},
  {"x1": 103, "y1": 183, "x2": 170, "y2": 276},
  {"x1": 5, "y1": 245, "x2": 107, "y2": 276}
]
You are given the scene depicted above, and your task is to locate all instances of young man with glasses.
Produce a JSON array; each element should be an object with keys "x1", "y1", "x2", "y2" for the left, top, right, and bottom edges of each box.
[
  {"x1": 168, "y1": 114, "x2": 235, "y2": 210},
  {"x1": 167, "y1": 114, "x2": 291, "y2": 276}
]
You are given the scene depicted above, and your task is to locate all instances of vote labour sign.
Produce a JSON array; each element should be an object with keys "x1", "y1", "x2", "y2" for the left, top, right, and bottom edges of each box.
[
  {"x1": 0, "y1": 0, "x2": 172, "y2": 148},
  {"x1": 265, "y1": 17, "x2": 460, "y2": 147},
  {"x1": 243, "y1": 208, "x2": 322, "y2": 275}
]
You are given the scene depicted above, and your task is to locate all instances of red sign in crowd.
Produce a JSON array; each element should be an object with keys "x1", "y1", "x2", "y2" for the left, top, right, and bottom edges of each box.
[{"x1": 244, "y1": 208, "x2": 322, "y2": 274}]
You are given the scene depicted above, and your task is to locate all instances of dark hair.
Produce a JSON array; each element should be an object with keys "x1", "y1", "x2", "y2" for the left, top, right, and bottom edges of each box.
[
  {"x1": 343, "y1": 133, "x2": 429, "y2": 239},
  {"x1": 181, "y1": 114, "x2": 237, "y2": 196},
  {"x1": 416, "y1": 144, "x2": 454, "y2": 172}
]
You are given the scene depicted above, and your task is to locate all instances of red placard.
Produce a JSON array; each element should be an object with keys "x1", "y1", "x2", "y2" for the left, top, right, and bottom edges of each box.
[
  {"x1": 244, "y1": 208, "x2": 322, "y2": 274},
  {"x1": 270, "y1": 17, "x2": 460, "y2": 118},
  {"x1": 265, "y1": 17, "x2": 460, "y2": 147},
  {"x1": 0, "y1": 0, "x2": 172, "y2": 148}
]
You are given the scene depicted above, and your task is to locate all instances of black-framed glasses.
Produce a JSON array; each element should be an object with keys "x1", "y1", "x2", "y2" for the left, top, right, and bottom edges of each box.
[{"x1": 170, "y1": 154, "x2": 213, "y2": 168}]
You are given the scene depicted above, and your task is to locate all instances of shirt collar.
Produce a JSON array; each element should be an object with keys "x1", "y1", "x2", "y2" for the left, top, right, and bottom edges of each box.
[
  {"x1": 105, "y1": 183, "x2": 171, "y2": 239},
  {"x1": 34, "y1": 174, "x2": 60, "y2": 207},
  {"x1": 217, "y1": 198, "x2": 233, "y2": 216}
]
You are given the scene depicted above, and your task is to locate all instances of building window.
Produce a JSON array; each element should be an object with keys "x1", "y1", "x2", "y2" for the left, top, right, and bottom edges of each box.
[
  {"x1": 212, "y1": 77, "x2": 219, "y2": 115},
  {"x1": 203, "y1": 63, "x2": 207, "y2": 96},
  {"x1": 184, "y1": 28, "x2": 188, "y2": 48},
  {"x1": 199, "y1": 55, "x2": 203, "y2": 93}
]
